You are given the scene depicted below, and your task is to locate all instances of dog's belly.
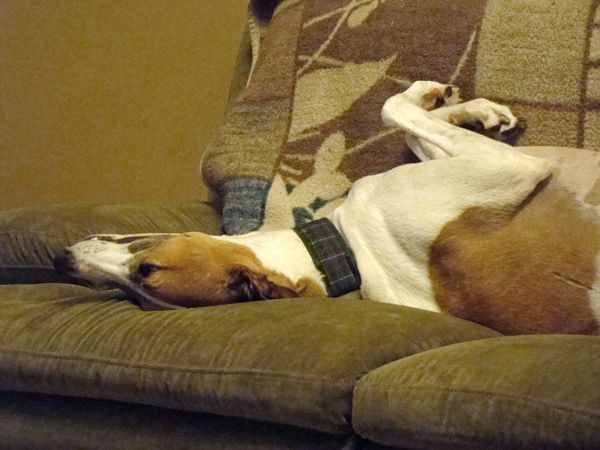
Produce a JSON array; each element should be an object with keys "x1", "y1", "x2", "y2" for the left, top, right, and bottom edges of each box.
[
  {"x1": 334, "y1": 160, "x2": 503, "y2": 310},
  {"x1": 429, "y1": 182, "x2": 600, "y2": 335},
  {"x1": 335, "y1": 151, "x2": 557, "y2": 316}
]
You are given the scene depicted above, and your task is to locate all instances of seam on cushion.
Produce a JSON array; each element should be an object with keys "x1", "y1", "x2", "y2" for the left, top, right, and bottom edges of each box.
[
  {"x1": 177, "y1": 404, "x2": 352, "y2": 435},
  {"x1": 172, "y1": 404, "x2": 350, "y2": 434},
  {"x1": 361, "y1": 420, "x2": 585, "y2": 450},
  {"x1": 1, "y1": 348, "x2": 356, "y2": 434},
  {"x1": 357, "y1": 386, "x2": 600, "y2": 448},
  {"x1": 363, "y1": 383, "x2": 600, "y2": 420},
  {"x1": 0, "y1": 348, "x2": 356, "y2": 386},
  {"x1": 360, "y1": 427, "x2": 502, "y2": 449}
]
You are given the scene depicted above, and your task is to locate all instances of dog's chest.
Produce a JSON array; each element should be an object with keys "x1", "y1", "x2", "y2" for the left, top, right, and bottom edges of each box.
[
  {"x1": 332, "y1": 176, "x2": 446, "y2": 308},
  {"x1": 335, "y1": 160, "x2": 513, "y2": 309},
  {"x1": 372, "y1": 161, "x2": 488, "y2": 240}
]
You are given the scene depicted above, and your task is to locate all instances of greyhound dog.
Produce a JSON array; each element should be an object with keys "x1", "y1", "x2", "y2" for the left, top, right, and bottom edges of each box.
[{"x1": 53, "y1": 81, "x2": 600, "y2": 335}]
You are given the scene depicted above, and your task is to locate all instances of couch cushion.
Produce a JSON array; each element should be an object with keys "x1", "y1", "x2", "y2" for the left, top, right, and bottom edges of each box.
[
  {"x1": 0, "y1": 392, "x2": 361, "y2": 450},
  {"x1": 353, "y1": 335, "x2": 600, "y2": 449},
  {"x1": 204, "y1": 0, "x2": 600, "y2": 234},
  {"x1": 0, "y1": 201, "x2": 221, "y2": 284},
  {"x1": 0, "y1": 284, "x2": 499, "y2": 434}
]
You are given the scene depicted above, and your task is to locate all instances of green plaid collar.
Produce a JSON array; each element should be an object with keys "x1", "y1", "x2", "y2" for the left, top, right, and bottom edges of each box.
[{"x1": 294, "y1": 218, "x2": 361, "y2": 297}]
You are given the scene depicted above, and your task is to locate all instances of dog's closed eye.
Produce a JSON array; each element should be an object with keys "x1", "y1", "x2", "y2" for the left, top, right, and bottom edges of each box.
[{"x1": 138, "y1": 263, "x2": 160, "y2": 279}]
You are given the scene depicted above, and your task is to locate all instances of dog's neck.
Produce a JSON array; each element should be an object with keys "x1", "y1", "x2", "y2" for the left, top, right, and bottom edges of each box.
[
  {"x1": 294, "y1": 218, "x2": 361, "y2": 296},
  {"x1": 216, "y1": 228, "x2": 328, "y2": 295}
]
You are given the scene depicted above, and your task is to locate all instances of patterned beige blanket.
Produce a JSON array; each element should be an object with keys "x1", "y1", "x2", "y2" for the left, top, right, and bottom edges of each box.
[{"x1": 204, "y1": 0, "x2": 600, "y2": 234}]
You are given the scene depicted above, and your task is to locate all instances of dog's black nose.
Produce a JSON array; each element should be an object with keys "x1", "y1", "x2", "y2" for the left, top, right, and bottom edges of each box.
[{"x1": 52, "y1": 248, "x2": 75, "y2": 275}]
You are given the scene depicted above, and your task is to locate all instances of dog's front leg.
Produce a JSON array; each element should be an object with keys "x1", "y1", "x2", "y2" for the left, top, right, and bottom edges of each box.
[
  {"x1": 398, "y1": 82, "x2": 463, "y2": 161},
  {"x1": 382, "y1": 80, "x2": 556, "y2": 211},
  {"x1": 387, "y1": 84, "x2": 514, "y2": 153},
  {"x1": 404, "y1": 98, "x2": 520, "y2": 161},
  {"x1": 383, "y1": 81, "x2": 522, "y2": 160},
  {"x1": 384, "y1": 81, "x2": 555, "y2": 178}
]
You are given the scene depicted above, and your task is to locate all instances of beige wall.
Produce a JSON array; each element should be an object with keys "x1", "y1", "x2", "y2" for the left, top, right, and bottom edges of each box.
[{"x1": 0, "y1": 0, "x2": 248, "y2": 210}]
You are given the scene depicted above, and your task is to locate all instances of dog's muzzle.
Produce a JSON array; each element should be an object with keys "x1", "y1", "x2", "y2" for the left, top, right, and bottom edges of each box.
[{"x1": 52, "y1": 234, "x2": 184, "y2": 311}]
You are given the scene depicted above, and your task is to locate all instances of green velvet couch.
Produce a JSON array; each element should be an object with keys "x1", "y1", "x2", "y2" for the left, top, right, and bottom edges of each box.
[{"x1": 2, "y1": 1, "x2": 600, "y2": 449}]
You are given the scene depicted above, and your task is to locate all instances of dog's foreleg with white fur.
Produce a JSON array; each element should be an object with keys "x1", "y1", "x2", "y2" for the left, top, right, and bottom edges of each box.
[
  {"x1": 331, "y1": 81, "x2": 556, "y2": 310},
  {"x1": 381, "y1": 81, "x2": 555, "y2": 208}
]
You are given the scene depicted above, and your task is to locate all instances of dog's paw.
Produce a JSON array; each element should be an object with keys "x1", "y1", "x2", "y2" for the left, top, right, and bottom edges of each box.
[
  {"x1": 437, "y1": 98, "x2": 524, "y2": 145},
  {"x1": 401, "y1": 80, "x2": 462, "y2": 110},
  {"x1": 468, "y1": 98, "x2": 517, "y2": 130},
  {"x1": 440, "y1": 98, "x2": 516, "y2": 130},
  {"x1": 462, "y1": 115, "x2": 527, "y2": 146}
]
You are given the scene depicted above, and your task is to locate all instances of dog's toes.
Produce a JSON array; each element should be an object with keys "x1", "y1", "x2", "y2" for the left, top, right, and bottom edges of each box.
[
  {"x1": 464, "y1": 98, "x2": 518, "y2": 133},
  {"x1": 499, "y1": 116, "x2": 527, "y2": 145},
  {"x1": 424, "y1": 84, "x2": 462, "y2": 111},
  {"x1": 465, "y1": 115, "x2": 526, "y2": 145},
  {"x1": 443, "y1": 85, "x2": 461, "y2": 106},
  {"x1": 429, "y1": 85, "x2": 462, "y2": 109}
]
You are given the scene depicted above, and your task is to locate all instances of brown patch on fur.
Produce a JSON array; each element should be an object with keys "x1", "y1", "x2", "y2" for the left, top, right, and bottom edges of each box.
[
  {"x1": 421, "y1": 88, "x2": 442, "y2": 110},
  {"x1": 429, "y1": 181, "x2": 600, "y2": 335},
  {"x1": 129, "y1": 233, "x2": 323, "y2": 308}
]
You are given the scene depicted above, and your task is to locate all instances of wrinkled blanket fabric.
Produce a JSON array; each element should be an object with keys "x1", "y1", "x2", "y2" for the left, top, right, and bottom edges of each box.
[{"x1": 204, "y1": 0, "x2": 600, "y2": 234}]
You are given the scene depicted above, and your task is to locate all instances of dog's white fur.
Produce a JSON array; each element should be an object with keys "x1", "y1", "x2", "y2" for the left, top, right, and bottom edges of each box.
[
  {"x1": 55, "y1": 81, "x2": 600, "y2": 334},
  {"x1": 331, "y1": 82, "x2": 553, "y2": 311}
]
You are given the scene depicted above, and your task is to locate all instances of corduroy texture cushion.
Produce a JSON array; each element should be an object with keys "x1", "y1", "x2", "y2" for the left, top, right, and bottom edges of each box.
[
  {"x1": 353, "y1": 335, "x2": 600, "y2": 449},
  {"x1": 204, "y1": 0, "x2": 600, "y2": 234},
  {"x1": 0, "y1": 392, "x2": 365, "y2": 450},
  {"x1": 0, "y1": 284, "x2": 499, "y2": 434},
  {"x1": 0, "y1": 201, "x2": 221, "y2": 284}
]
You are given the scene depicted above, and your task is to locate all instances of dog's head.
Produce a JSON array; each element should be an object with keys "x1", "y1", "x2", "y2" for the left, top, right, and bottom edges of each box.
[{"x1": 53, "y1": 233, "x2": 302, "y2": 310}]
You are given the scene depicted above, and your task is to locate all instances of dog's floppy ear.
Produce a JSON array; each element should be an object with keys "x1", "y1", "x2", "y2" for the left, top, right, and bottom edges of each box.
[{"x1": 227, "y1": 266, "x2": 299, "y2": 302}]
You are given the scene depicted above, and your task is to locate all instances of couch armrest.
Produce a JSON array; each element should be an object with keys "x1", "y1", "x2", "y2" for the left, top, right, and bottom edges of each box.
[{"x1": 0, "y1": 201, "x2": 221, "y2": 284}]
